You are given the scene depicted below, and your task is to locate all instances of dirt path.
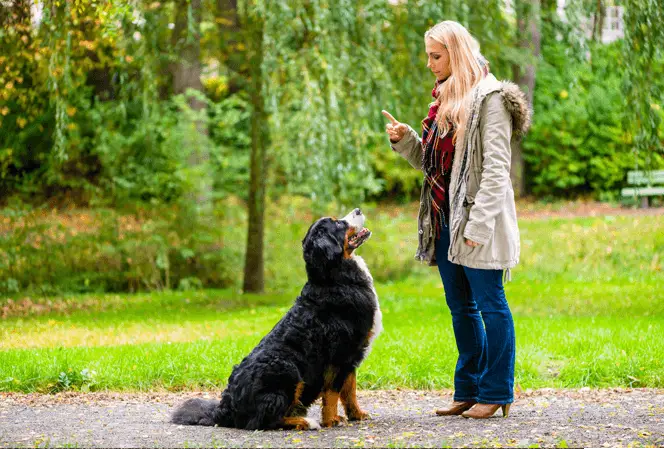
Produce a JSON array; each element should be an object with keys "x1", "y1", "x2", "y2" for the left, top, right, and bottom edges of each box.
[
  {"x1": 515, "y1": 201, "x2": 664, "y2": 220},
  {"x1": 1, "y1": 388, "x2": 663, "y2": 448}
]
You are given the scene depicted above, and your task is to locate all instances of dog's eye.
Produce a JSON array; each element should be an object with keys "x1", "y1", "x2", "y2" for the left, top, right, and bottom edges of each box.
[{"x1": 336, "y1": 221, "x2": 344, "y2": 228}]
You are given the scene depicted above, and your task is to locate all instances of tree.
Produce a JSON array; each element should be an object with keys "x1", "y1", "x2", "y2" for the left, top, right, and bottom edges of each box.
[
  {"x1": 242, "y1": 2, "x2": 268, "y2": 294},
  {"x1": 512, "y1": 0, "x2": 541, "y2": 197},
  {"x1": 591, "y1": 0, "x2": 606, "y2": 43},
  {"x1": 216, "y1": 0, "x2": 248, "y2": 94},
  {"x1": 170, "y1": 0, "x2": 211, "y2": 208}
]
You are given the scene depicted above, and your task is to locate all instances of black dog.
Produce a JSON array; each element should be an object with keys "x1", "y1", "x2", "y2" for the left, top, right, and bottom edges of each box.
[{"x1": 171, "y1": 208, "x2": 382, "y2": 430}]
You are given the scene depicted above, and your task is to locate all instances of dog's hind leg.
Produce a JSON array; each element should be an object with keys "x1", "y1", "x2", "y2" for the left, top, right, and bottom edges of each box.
[
  {"x1": 246, "y1": 391, "x2": 320, "y2": 430},
  {"x1": 279, "y1": 416, "x2": 321, "y2": 430},
  {"x1": 285, "y1": 381, "x2": 309, "y2": 418},
  {"x1": 247, "y1": 385, "x2": 320, "y2": 430},
  {"x1": 244, "y1": 392, "x2": 288, "y2": 430}
]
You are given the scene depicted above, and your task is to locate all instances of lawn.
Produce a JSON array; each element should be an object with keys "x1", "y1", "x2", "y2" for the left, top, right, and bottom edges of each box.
[{"x1": 1, "y1": 204, "x2": 663, "y2": 392}]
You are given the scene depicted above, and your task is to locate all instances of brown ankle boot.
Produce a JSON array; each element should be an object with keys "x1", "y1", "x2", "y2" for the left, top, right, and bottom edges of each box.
[
  {"x1": 435, "y1": 400, "x2": 477, "y2": 416},
  {"x1": 461, "y1": 403, "x2": 511, "y2": 419}
]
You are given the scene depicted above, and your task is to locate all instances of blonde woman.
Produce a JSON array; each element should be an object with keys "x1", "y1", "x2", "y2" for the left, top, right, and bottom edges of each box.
[{"x1": 382, "y1": 21, "x2": 531, "y2": 419}]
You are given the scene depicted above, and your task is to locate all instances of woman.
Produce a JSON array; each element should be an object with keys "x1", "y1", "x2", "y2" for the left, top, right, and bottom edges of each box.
[{"x1": 382, "y1": 20, "x2": 531, "y2": 419}]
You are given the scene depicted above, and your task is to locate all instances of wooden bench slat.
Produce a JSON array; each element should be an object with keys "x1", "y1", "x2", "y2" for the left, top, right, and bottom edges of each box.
[
  {"x1": 627, "y1": 170, "x2": 664, "y2": 185},
  {"x1": 621, "y1": 187, "x2": 664, "y2": 197}
]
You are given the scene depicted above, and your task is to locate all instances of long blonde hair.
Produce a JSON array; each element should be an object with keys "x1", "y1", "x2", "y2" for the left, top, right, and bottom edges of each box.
[{"x1": 424, "y1": 21, "x2": 486, "y2": 143}]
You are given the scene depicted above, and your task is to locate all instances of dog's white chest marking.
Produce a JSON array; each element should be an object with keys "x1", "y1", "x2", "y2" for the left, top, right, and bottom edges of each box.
[{"x1": 352, "y1": 255, "x2": 383, "y2": 356}]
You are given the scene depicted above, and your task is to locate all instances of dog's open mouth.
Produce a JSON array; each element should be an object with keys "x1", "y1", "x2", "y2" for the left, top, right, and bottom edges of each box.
[{"x1": 348, "y1": 227, "x2": 371, "y2": 249}]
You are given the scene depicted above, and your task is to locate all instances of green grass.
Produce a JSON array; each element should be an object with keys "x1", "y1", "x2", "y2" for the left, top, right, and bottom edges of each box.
[
  {"x1": 1, "y1": 207, "x2": 663, "y2": 392},
  {"x1": 1, "y1": 278, "x2": 662, "y2": 392}
]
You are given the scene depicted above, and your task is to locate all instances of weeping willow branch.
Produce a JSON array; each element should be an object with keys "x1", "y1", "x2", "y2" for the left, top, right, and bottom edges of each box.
[
  {"x1": 45, "y1": 0, "x2": 72, "y2": 162},
  {"x1": 623, "y1": 0, "x2": 664, "y2": 170}
]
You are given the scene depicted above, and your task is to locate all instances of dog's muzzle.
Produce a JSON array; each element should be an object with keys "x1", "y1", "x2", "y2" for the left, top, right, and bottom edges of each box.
[{"x1": 343, "y1": 208, "x2": 372, "y2": 249}]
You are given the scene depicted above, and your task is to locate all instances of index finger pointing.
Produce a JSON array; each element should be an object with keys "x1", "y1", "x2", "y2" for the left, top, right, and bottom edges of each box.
[{"x1": 381, "y1": 110, "x2": 398, "y2": 124}]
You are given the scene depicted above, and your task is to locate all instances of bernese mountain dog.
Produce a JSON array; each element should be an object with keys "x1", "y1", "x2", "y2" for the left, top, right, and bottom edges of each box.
[{"x1": 171, "y1": 208, "x2": 382, "y2": 430}]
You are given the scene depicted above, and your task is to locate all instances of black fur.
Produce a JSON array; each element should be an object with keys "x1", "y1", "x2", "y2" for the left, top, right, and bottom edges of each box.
[{"x1": 171, "y1": 216, "x2": 378, "y2": 430}]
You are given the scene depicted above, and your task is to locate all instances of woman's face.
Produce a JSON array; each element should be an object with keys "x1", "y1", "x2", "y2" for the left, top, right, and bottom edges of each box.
[{"x1": 426, "y1": 38, "x2": 451, "y2": 81}]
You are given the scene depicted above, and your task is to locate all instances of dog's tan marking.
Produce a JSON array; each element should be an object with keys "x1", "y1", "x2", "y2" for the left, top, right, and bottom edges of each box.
[
  {"x1": 281, "y1": 417, "x2": 317, "y2": 430},
  {"x1": 321, "y1": 390, "x2": 345, "y2": 427},
  {"x1": 364, "y1": 331, "x2": 374, "y2": 347},
  {"x1": 323, "y1": 366, "x2": 338, "y2": 388},
  {"x1": 340, "y1": 371, "x2": 370, "y2": 421},
  {"x1": 343, "y1": 228, "x2": 356, "y2": 259},
  {"x1": 286, "y1": 381, "x2": 307, "y2": 417}
]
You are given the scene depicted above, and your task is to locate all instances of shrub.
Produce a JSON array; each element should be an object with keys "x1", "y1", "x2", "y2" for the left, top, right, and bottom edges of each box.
[{"x1": 523, "y1": 40, "x2": 664, "y2": 199}]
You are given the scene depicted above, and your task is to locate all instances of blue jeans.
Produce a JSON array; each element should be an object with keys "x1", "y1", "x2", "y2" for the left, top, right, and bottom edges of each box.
[{"x1": 435, "y1": 223, "x2": 515, "y2": 404}]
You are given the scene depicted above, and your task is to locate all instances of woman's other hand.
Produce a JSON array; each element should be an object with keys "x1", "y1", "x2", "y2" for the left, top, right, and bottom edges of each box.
[
  {"x1": 382, "y1": 110, "x2": 408, "y2": 143},
  {"x1": 465, "y1": 239, "x2": 481, "y2": 247}
]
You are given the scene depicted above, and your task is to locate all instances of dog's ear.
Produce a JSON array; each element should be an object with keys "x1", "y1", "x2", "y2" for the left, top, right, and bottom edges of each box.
[
  {"x1": 313, "y1": 234, "x2": 342, "y2": 262},
  {"x1": 303, "y1": 232, "x2": 341, "y2": 265}
]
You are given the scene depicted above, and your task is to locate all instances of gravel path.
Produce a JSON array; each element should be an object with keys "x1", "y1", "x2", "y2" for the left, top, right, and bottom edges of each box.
[{"x1": 1, "y1": 388, "x2": 663, "y2": 448}]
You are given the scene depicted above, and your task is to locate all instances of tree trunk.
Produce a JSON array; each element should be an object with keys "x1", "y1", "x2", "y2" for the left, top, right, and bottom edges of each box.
[
  {"x1": 216, "y1": 0, "x2": 249, "y2": 94},
  {"x1": 591, "y1": 0, "x2": 606, "y2": 42},
  {"x1": 512, "y1": 0, "x2": 540, "y2": 198},
  {"x1": 171, "y1": 0, "x2": 210, "y2": 207},
  {"x1": 242, "y1": 9, "x2": 267, "y2": 294},
  {"x1": 171, "y1": 0, "x2": 205, "y2": 103}
]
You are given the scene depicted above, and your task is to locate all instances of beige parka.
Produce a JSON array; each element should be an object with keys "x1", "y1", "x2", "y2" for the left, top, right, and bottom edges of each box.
[{"x1": 391, "y1": 74, "x2": 532, "y2": 272}]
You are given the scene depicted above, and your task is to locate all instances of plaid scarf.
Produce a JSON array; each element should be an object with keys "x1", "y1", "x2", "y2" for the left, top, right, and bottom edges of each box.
[
  {"x1": 423, "y1": 59, "x2": 490, "y2": 238},
  {"x1": 422, "y1": 78, "x2": 455, "y2": 239}
]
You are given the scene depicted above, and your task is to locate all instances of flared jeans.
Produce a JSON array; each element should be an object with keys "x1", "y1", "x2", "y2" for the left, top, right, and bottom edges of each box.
[{"x1": 435, "y1": 223, "x2": 515, "y2": 404}]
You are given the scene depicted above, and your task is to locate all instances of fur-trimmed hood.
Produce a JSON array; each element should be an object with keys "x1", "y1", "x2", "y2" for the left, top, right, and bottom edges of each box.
[
  {"x1": 476, "y1": 75, "x2": 532, "y2": 139},
  {"x1": 495, "y1": 80, "x2": 532, "y2": 139}
]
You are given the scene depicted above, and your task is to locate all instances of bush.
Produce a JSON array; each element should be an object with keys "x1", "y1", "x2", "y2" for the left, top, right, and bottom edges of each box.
[
  {"x1": 0, "y1": 203, "x2": 243, "y2": 296},
  {"x1": 523, "y1": 40, "x2": 664, "y2": 199}
]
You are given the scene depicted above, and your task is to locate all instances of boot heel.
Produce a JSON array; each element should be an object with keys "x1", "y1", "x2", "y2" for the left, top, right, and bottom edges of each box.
[{"x1": 501, "y1": 404, "x2": 511, "y2": 418}]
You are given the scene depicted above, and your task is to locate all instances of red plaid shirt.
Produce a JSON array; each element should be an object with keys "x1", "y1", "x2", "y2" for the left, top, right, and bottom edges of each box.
[{"x1": 422, "y1": 79, "x2": 455, "y2": 238}]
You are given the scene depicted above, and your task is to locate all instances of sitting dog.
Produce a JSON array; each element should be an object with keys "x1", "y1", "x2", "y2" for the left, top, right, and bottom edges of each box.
[{"x1": 171, "y1": 208, "x2": 382, "y2": 430}]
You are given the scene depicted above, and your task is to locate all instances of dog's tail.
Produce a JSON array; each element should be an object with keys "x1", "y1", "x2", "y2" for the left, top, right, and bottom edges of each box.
[{"x1": 171, "y1": 398, "x2": 224, "y2": 426}]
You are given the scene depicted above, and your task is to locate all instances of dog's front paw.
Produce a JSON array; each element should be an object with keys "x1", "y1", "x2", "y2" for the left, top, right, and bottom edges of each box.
[
  {"x1": 348, "y1": 410, "x2": 370, "y2": 421},
  {"x1": 322, "y1": 415, "x2": 347, "y2": 427}
]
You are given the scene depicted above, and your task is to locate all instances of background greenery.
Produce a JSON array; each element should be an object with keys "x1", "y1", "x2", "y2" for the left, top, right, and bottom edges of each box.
[
  {"x1": 2, "y1": 196, "x2": 662, "y2": 295},
  {"x1": 1, "y1": 1, "x2": 663, "y2": 393},
  {"x1": 1, "y1": 0, "x2": 662, "y2": 208},
  {"x1": 1, "y1": 204, "x2": 662, "y2": 392},
  {"x1": 1, "y1": 0, "x2": 663, "y2": 295}
]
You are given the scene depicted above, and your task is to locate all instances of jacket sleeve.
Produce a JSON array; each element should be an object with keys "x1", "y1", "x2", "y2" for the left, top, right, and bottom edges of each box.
[
  {"x1": 390, "y1": 125, "x2": 423, "y2": 172},
  {"x1": 463, "y1": 92, "x2": 512, "y2": 245}
]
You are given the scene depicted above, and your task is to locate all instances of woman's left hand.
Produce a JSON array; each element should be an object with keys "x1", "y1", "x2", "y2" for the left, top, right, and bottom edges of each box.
[{"x1": 465, "y1": 239, "x2": 481, "y2": 247}]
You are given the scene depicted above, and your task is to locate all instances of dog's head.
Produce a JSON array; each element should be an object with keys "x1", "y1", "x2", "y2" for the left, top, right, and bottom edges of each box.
[{"x1": 301, "y1": 208, "x2": 372, "y2": 272}]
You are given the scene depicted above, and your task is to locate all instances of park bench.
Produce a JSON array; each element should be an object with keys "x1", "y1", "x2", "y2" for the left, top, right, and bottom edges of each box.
[{"x1": 621, "y1": 170, "x2": 664, "y2": 208}]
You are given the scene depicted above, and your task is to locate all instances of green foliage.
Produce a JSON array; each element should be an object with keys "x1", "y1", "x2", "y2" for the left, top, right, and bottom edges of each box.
[
  {"x1": 1, "y1": 0, "x2": 663, "y2": 206},
  {"x1": 208, "y1": 93, "x2": 251, "y2": 199},
  {"x1": 524, "y1": 38, "x2": 664, "y2": 198},
  {"x1": 264, "y1": 0, "x2": 392, "y2": 209},
  {"x1": 0, "y1": 4, "x2": 55, "y2": 196},
  {"x1": 623, "y1": 0, "x2": 664, "y2": 169},
  {"x1": 2, "y1": 199, "x2": 662, "y2": 296},
  {"x1": 0, "y1": 203, "x2": 242, "y2": 296}
]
